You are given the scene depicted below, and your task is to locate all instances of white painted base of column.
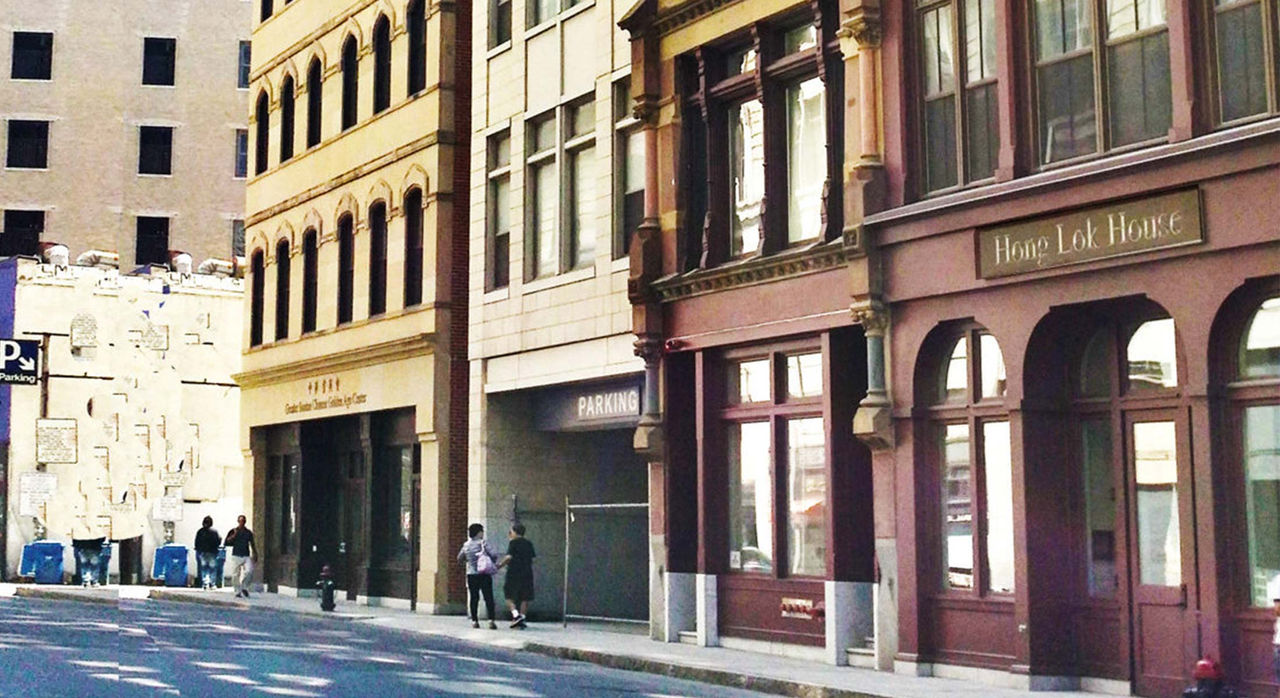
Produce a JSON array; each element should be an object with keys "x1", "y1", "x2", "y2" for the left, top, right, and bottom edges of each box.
[
  {"x1": 695, "y1": 573, "x2": 718, "y2": 647},
  {"x1": 874, "y1": 540, "x2": 898, "y2": 671},
  {"x1": 824, "y1": 581, "x2": 854, "y2": 666},
  {"x1": 663, "y1": 572, "x2": 695, "y2": 643}
]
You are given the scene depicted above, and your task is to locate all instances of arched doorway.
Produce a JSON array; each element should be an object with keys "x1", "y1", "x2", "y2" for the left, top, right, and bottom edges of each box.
[{"x1": 1026, "y1": 297, "x2": 1193, "y2": 696}]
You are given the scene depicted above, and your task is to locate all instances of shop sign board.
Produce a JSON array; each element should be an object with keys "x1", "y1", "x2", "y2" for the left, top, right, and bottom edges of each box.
[
  {"x1": 153, "y1": 496, "x2": 183, "y2": 522},
  {"x1": 535, "y1": 379, "x2": 643, "y2": 431},
  {"x1": 36, "y1": 418, "x2": 78, "y2": 464},
  {"x1": 978, "y1": 189, "x2": 1203, "y2": 278},
  {"x1": 0, "y1": 339, "x2": 39, "y2": 385},
  {"x1": 19, "y1": 472, "x2": 57, "y2": 517}
]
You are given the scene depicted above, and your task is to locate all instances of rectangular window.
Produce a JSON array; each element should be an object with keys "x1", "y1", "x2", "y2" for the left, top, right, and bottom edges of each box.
[
  {"x1": 942, "y1": 423, "x2": 973, "y2": 589},
  {"x1": 1, "y1": 209, "x2": 43, "y2": 256},
  {"x1": 728, "y1": 421, "x2": 774, "y2": 573},
  {"x1": 491, "y1": 0, "x2": 512, "y2": 47},
  {"x1": 11, "y1": 31, "x2": 53, "y2": 80},
  {"x1": 1082, "y1": 419, "x2": 1118, "y2": 597},
  {"x1": 403, "y1": 190, "x2": 423, "y2": 306},
  {"x1": 786, "y1": 417, "x2": 826, "y2": 576},
  {"x1": 337, "y1": 217, "x2": 354, "y2": 324},
  {"x1": 237, "y1": 41, "x2": 251, "y2": 89},
  {"x1": 615, "y1": 77, "x2": 645, "y2": 260},
  {"x1": 486, "y1": 131, "x2": 511, "y2": 290},
  {"x1": 529, "y1": 0, "x2": 557, "y2": 26},
  {"x1": 527, "y1": 113, "x2": 557, "y2": 279},
  {"x1": 1104, "y1": 0, "x2": 1171, "y2": 147},
  {"x1": 135, "y1": 216, "x2": 170, "y2": 266},
  {"x1": 1245, "y1": 405, "x2": 1280, "y2": 606},
  {"x1": 728, "y1": 99, "x2": 765, "y2": 256},
  {"x1": 234, "y1": 129, "x2": 248, "y2": 178},
  {"x1": 566, "y1": 99, "x2": 596, "y2": 269},
  {"x1": 786, "y1": 77, "x2": 825, "y2": 243},
  {"x1": 1133, "y1": 420, "x2": 1181, "y2": 587},
  {"x1": 983, "y1": 420, "x2": 1014, "y2": 593},
  {"x1": 1214, "y1": 0, "x2": 1270, "y2": 122},
  {"x1": 142, "y1": 37, "x2": 176, "y2": 86},
  {"x1": 250, "y1": 252, "x2": 264, "y2": 346},
  {"x1": 138, "y1": 126, "x2": 173, "y2": 175},
  {"x1": 275, "y1": 243, "x2": 290, "y2": 340},
  {"x1": 6, "y1": 119, "x2": 49, "y2": 169},
  {"x1": 368, "y1": 204, "x2": 387, "y2": 316},
  {"x1": 301, "y1": 231, "x2": 318, "y2": 332},
  {"x1": 231, "y1": 219, "x2": 245, "y2": 257}
]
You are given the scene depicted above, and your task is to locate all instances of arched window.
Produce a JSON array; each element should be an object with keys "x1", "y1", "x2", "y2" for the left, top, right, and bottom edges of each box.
[
  {"x1": 274, "y1": 239, "x2": 290, "y2": 340},
  {"x1": 337, "y1": 213, "x2": 354, "y2": 324},
  {"x1": 372, "y1": 16, "x2": 391, "y2": 114},
  {"x1": 1234, "y1": 294, "x2": 1280, "y2": 607},
  {"x1": 301, "y1": 228, "x2": 318, "y2": 333},
  {"x1": 929, "y1": 325, "x2": 1012, "y2": 595},
  {"x1": 254, "y1": 91, "x2": 269, "y2": 175},
  {"x1": 368, "y1": 201, "x2": 388, "y2": 316},
  {"x1": 403, "y1": 188, "x2": 423, "y2": 307},
  {"x1": 341, "y1": 36, "x2": 358, "y2": 130},
  {"x1": 407, "y1": 0, "x2": 427, "y2": 96},
  {"x1": 250, "y1": 249, "x2": 265, "y2": 347},
  {"x1": 260, "y1": 0, "x2": 273, "y2": 22},
  {"x1": 279, "y1": 75, "x2": 295, "y2": 162},
  {"x1": 306, "y1": 58, "x2": 323, "y2": 147}
]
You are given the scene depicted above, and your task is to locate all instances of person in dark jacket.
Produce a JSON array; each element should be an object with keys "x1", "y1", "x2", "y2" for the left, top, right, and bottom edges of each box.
[
  {"x1": 194, "y1": 516, "x2": 220, "y2": 590},
  {"x1": 498, "y1": 523, "x2": 535, "y2": 629}
]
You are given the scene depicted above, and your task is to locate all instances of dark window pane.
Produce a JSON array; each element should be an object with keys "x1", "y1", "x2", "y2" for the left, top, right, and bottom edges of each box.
[
  {"x1": 250, "y1": 251, "x2": 264, "y2": 346},
  {"x1": 1038, "y1": 52, "x2": 1097, "y2": 163},
  {"x1": 135, "y1": 216, "x2": 170, "y2": 266},
  {"x1": 373, "y1": 17, "x2": 391, "y2": 114},
  {"x1": 1107, "y1": 31, "x2": 1171, "y2": 147},
  {"x1": 368, "y1": 202, "x2": 387, "y2": 316},
  {"x1": 142, "y1": 37, "x2": 176, "y2": 86},
  {"x1": 6, "y1": 120, "x2": 49, "y2": 169},
  {"x1": 341, "y1": 37, "x2": 358, "y2": 129},
  {"x1": 407, "y1": 0, "x2": 427, "y2": 95},
  {"x1": 138, "y1": 126, "x2": 173, "y2": 175},
  {"x1": 254, "y1": 92, "x2": 269, "y2": 174},
  {"x1": 231, "y1": 219, "x2": 245, "y2": 257},
  {"x1": 1, "y1": 209, "x2": 43, "y2": 256},
  {"x1": 1216, "y1": 3, "x2": 1268, "y2": 122},
  {"x1": 925, "y1": 95, "x2": 958, "y2": 191},
  {"x1": 238, "y1": 41, "x2": 251, "y2": 89},
  {"x1": 280, "y1": 77, "x2": 295, "y2": 161},
  {"x1": 403, "y1": 190, "x2": 423, "y2": 306},
  {"x1": 306, "y1": 59, "x2": 323, "y2": 147},
  {"x1": 492, "y1": 0, "x2": 513, "y2": 46},
  {"x1": 235, "y1": 129, "x2": 248, "y2": 178},
  {"x1": 301, "y1": 230, "x2": 318, "y2": 332},
  {"x1": 965, "y1": 83, "x2": 998, "y2": 180},
  {"x1": 337, "y1": 216, "x2": 354, "y2": 323},
  {"x1": 275, "y1": 239, "x2": 290, "y2": 340},
  {"x1": 260, "y1": 0, "x2": 273, "y2": 22},
  {"x1": 12, "y1": 32, "x2": 53, "y2": 80},
  {"x1": 492, "y1": 231, "x2": 510, "y2": 289}
]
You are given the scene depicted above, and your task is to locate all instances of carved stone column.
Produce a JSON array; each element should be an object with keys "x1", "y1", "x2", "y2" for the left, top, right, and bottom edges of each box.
[
  {"x1": 837, "y1": 2, "x2": 886, "y2": 228},
  {"x1": 851, "y1": 298, "x2": 892, "y2": 451}
]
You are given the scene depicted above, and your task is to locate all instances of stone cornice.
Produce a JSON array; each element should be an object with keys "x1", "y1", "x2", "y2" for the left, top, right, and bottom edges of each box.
[
  {"x1": 234, "y1": 333, "x2": 435, "y2": 388},
  {"x1": 650, "y1": 239, "x2": 849, "y2": 301},
  {"x1": 653, "y1": 0, "x2": 745, "y2": 37}
]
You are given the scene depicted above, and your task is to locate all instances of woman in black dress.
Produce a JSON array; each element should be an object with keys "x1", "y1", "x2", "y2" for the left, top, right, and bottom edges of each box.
[{"x1": 499, "y1": 523, "x2": 535, "y2": 628}]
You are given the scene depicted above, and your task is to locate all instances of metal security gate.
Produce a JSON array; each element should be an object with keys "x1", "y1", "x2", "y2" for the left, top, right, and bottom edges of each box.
[{"x1": 561, "y1": 498, "x2": 648, "y2": 626}]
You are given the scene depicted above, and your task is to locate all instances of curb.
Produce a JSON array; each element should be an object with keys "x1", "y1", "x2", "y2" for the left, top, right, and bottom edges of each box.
[
  {"x1": 521, "y1": 642, "x2": 890, "y2": 698},
  {"x1": 11, "y1": 587, "x2": 118, "y2": 606},
  {"x1": 146, "y1": 589, "x2": 377, "y2": 621}
]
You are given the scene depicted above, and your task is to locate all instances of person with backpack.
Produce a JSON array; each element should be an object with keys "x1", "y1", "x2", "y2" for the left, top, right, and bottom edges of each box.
[
  {"x1": 457, "y1": 523, "x2": 500, "y2": 629},
  {"x1": 193, "y1": 516, "x2": 221, "y2": 589}
]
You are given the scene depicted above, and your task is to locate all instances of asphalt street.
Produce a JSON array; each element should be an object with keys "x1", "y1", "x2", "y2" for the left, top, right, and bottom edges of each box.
[{"x1": 0, "y1": 596, "x2": 767, "y2": 698}]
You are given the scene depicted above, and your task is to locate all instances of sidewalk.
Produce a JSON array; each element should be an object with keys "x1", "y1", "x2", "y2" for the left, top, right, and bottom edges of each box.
[{"x1": 0, "y1": 583, "x2": 1105, "y2": 698}]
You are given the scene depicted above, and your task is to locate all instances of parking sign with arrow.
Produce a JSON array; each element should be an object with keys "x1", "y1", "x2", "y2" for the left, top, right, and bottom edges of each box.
[{"x1": 0, "y1": 339, "x2": 39, "y2": 385}]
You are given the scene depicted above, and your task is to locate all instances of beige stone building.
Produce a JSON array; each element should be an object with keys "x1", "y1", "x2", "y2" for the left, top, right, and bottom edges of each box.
[
  {"x1": 0, "y1": 0, "x2": 251, "y2": 265},
  {"x1": 468, "y1": 0, "x2": 648, "y2": 623},
  {"x1": 2, "y1": 255, "x2": 243, "y2": 584},
  {"x1": 237, "y1": 0, "x2": 470, "y2": 610}
]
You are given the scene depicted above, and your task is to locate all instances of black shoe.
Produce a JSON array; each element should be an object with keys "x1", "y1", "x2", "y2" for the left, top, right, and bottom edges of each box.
[{"x1": 509, "y1": 613, "x2": 526, "y2": 629}]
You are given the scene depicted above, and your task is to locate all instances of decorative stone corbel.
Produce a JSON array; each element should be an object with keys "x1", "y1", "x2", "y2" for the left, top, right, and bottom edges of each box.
[
  {"x1": 633, "y1": 336, "x2": 665, "y2": 458},
  {"x1": 851, "y1": 298, "x2": 894, "y2": 451}
]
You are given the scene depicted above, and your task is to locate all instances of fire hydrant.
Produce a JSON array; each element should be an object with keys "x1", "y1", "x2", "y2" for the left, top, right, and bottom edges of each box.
[
  {"x1": 317, "y1": 565, "x2": 336, "y2": 612},
  {"x1": 1182, "y1": 656, "x2": 1238, "y2": 698}
]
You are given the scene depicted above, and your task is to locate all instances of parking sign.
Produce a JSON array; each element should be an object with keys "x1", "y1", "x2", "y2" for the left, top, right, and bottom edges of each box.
[{"x1": 0, "y1": 339, "x2": 39, "y2": 385}]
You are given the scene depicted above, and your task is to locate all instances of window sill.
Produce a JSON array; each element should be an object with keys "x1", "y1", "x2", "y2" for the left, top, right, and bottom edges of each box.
[
  {"x1": 525, "y1": 19, "x2": 555, "y2": 40},
  {"x1": 4, "y1": 166, "x2": 48, "y2": 172},
  {"x1": 560, "y1": 0, "x2": 595, "y2": 22},
  {"x1": 522, "y1": 265, "x2": 595, "y2": 294},
  {"x1": 137, "y1": 172, "x2": 173, "y2": 178},
  {"x1": 9, "y1": 78, "x2": 52, "y2": 84},
  {"x1": 483, "y1": 287, "x2": 510, "y2": 304},
  {"x1": 486, "y1": 41, "x2": 512, "y2": 60},
  {"x1": 609, "y1": 256, "x2": 629, "y2": 274},
  {"x1": 141, "y1": 83, "x2": 177, "y2": 89}
]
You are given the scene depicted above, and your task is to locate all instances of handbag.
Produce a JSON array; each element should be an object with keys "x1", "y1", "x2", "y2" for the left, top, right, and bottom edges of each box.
[{"x1": 475, "y1": 541, "x2": 497, "y2": 575}]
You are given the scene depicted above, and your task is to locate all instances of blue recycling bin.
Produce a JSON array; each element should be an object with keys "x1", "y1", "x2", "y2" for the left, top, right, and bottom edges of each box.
[
  {"x1": 97, "y1": 542, "x2": 112, "y2": 585},
  {"x1": 151, "y1": 544, "x2": 189, "y2": 587},
  {"x1": 215, "y1": 547, "x2": 227, "y2": 588},
  {"x1": 20, "y1": 541, "x2": 65, "y2": 585}
]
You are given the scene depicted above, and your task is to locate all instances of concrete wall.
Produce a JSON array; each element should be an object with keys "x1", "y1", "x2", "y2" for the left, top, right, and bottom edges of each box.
[
  {"x1": 0, "y1": 0, "x2": 250, "y2": 263},
  {"x1": 4, "y1": 257, "x2": 243, "y2": 579}
]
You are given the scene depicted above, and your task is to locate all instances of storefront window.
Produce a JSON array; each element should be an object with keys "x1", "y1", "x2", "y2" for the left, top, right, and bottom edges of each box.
[
  {"x1": 1081, "y1": 419, "x2": 1117, "y2": 596},
  {"x1": 1239, "y1": 296, "x2": 1280, "y2": 606},
  {"x1": 729, "y1": 98, "x2": 765, "y2": 256},
  {"x1": 787, "y1": 418, "x2": 826, "y2": 576},
  {"x1": 786, "y1": 77, "x2": 825, "y2": 244},
  {"x1": 729, "y1": 421, "x2": 773, "y2": 572},
  {"x1": 786, "y1": 353, "x2": 823, "y2": 399},
  {"x1": 729, "y1": 358, "x2": 771, "y2": 404},
  {"x1": 1126, "y1": 318, "x2": 1178, "y2": 391},
  {"x1": 1241, "y1": 297, "x2": 1280, "y2": 378},
  {"x1": 1133, "y1": 420, "x2": 1181, "y2": 586},
  {"x1": 932, "y1": 326, "x2": 1013, "y2": 595}
]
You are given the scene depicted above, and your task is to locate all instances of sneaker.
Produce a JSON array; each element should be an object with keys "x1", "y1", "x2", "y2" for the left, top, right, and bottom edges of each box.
[
  {"x1": 509, "y1": 613, "x2": 525, "y2": 629},
  {"x1": 487, "y1": 621, "x2": 497, "y2": 630},
  {"x1": 471, "y1": 620, "x2": 480, "y2": 629}
]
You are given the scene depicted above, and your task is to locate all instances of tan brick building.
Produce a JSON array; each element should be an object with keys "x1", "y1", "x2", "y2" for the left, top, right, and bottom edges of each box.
[
  {"x1": 467, "y1": 0, "x2": 649, "y2": 624},
  {"x1": 0, "y1": 0, "x2": 250, "y2": 265},
  {"x1": 237, "y1": 0, "x2": 470, "y2": 610}
]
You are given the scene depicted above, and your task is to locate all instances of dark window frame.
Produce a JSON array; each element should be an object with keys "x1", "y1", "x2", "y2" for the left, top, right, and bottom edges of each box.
[
  {"x1": 368, "y1": 201, "x2": 388, "y2": 317},
  {"x1": 403, "y1": 188, "x2": 424, "y2": 306},
  {"x1": 408, "y1": 0, "x2": 428, "y2": 95},
  {"x1": 524, "y1": 111, "x2": 558, "y2": 281},
  {"x1": 11, "y1": 31, "x2": 53, "y2": 80},
  {"x1": 142, "y1": 37, "x2": 177, "y2": 86},
  {"x1": 614, "y1": 77, "x2": 645, "y2": 260},
  {"x1": 274, "y1": 238, "x2": 291, "y2": 341},
  {"x1": 306, "y1": 58, "x2": 323, "y2": 147},
  {"x1": 250, "y1": 249, "x2": 265, "y2": 347},
  {"x1": 490, "y1": 0, "x2": 513, "y2": 47},
  {"x1": 280, "y1": 75, "x2": 295, "y2": 162},
  {"x1": 254, "y1": 91, "x2": 270, "y2": 175},
  {"x1": 232, "y1": 219, "x2": 246, "y2": 257},
  {"x1": 138, "y1": 125, "x2": 173, "y2": 176},
  {"x1": 373, "y1": 16, "x2": 392, "y2": 114},
  {"x1": 235, "y1": 128, "x2": 249, "y2": 178},
  {"x1": 238, "y1": 41, "x2": 252, "y2": 89},
  {"x1": 301, "y1": 228, "x2": 318, "y2": 333},
  {"x1": 1, "y1": 209, "x2": 43, "y2": 257},
  {"x1": 678, "y1": 7, "x2": 843, "y2": 270},
  {"x1": 135, "y1": 216, "x2": 170, "y2": 267},
  {"x1": 487, "y1": 130, "x2": 511, "y2": 290},
  {"x1": 6, "y1": 119, "x2": 49, "y2": 169},
  {"x1": 337, "y1": 213, "x2": 355, "y2": 324},
  {"x1": 341, "y1": 36, "x2": 359, "y2": 130},
  {"x1": 1208, "y1": 0, "x2": 1280, "y2": 125},
  {"x1": 260, "y1": 0, "x2": 274, "y2": 23}
]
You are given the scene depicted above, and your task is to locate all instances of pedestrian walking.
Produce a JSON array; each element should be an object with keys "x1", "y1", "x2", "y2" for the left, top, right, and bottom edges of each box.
[
  {"x1": 194, "y1": 516, "x2": 221, "y2": 590},
  {"x1": 224, "y1": 515, "x2": 257, "y2": 598},
  {"x1": 457, "y1": 523, "x2": 499, "y2": 629},
  {"x1": 498, "y1": 523, "x2": 535, "y2": 629}
]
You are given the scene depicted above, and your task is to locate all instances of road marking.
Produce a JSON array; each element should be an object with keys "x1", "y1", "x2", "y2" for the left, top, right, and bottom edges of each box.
[
  {"x1": 209, "y1": 673, "x2": 259, "y2": 685},
  {"x1": 266, "y1": 674, "x2": 331, "y2": 688}
]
